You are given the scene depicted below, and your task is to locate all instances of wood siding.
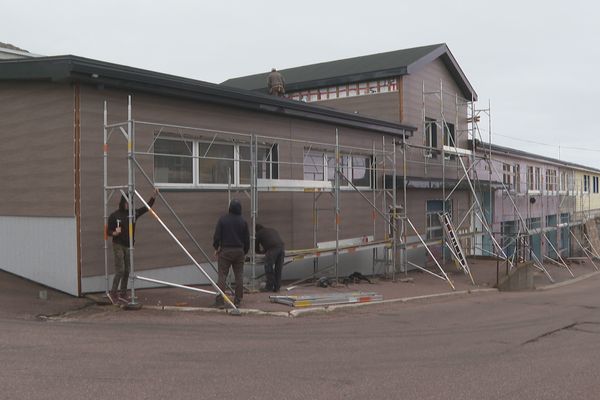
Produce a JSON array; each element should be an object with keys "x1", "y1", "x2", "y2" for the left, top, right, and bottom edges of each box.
[
  {"x1": 0, "y1": 82, "x2": 75, "y2": 216},
  {"x1": 79, "y1": 87, "x2": 409, "y2": 278}
]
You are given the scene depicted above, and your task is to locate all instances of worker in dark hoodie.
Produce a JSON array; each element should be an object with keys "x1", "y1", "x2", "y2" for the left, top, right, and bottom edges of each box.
[
  {"x1": 106, "y1": 189, "x2": 158, "y2": 303},
  {"x1": 255, "y1": 224, "x2": 285, "y2": 292},
  {"x1": 213, "y1": 199, "x2": 249, "y2": 308}
]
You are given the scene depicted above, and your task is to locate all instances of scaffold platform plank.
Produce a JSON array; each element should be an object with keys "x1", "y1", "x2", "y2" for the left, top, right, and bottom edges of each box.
[{"x1": 269, "y1": 292, "x2": 383, "y2": 308}]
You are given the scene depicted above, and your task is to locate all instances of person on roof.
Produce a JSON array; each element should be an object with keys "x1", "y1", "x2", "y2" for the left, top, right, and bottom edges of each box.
[
  {"x1": 106, "y1": 189, "x2": 158, "y2": 304},
  {"x1": 267, "y1": 68, "x2": 285, "y2": 97},
  {"x1": 213, "y1": 199, "x2": 250, "y2": 308}
]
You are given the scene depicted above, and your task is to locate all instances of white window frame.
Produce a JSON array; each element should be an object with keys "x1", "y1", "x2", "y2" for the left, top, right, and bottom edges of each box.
[
  {"x1": 154, "y1": 136, "x2": 278, "y2": 189},
  {"x1": 527, "y1": 166, "x2": 541, "y2": 194},
  {"x1": 152, "y1": 136, "x2": 196, "y2": 189},
  {"x1": 303, "y1": 149, "x2": 373, "y2": 190}
]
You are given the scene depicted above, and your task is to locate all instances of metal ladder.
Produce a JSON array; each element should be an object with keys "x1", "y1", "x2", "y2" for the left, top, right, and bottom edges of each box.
[{"x1": 439, "y1": 212, "x2": 475, "y2": 284}]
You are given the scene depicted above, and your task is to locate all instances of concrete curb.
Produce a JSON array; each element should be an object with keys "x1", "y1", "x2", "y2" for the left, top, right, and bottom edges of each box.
[
  {"x1": 288, "y1": 288, "x2": 498, "y2": 317},
  {"x1": 138, "y1": 288, "x2": 498, "y2": 318},
  {"x1": 536, "y1": 270, "x2": 600, "y2": 291}
]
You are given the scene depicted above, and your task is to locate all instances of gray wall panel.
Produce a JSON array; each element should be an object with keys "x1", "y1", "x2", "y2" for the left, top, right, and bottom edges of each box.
[{"x1": 0, "y1": 216, "x2": 78, "y2": 295}]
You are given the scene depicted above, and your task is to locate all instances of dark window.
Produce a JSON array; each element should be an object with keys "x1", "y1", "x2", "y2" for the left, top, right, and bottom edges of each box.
[{"x1": 443, "y1": 122, "x2": 456, "y2": 147}]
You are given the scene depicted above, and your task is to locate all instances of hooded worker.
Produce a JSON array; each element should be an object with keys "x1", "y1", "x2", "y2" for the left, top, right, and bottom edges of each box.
[
  {"x1": 106, "y1": 189, "x2": 157, "y2": 304},
  {"x1": 213, "y1": 199, "x2": 249, "y2": 308}
]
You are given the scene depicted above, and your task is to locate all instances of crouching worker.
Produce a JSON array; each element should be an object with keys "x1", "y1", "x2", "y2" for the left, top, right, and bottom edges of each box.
[
  {"x1": 213, "y1": 199, "x2": 249, "y2": 308},
  {"x1": 107, "y1": 189, "x2": 158, "y2": 304},
  {"x1": 255, "y1": 224, "x2": 285, "y2": 292}
]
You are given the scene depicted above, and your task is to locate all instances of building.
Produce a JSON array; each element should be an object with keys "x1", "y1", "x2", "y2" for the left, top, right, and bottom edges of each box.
[
  {"x1": 225, "y1": 44, "x2": 481, "y2": 268},
  {"x1": 0, "y1": 55, "x2": 414, "y2": 296},
  {"x1": 2, "y1": 44, "x2": 599, "y2": 297},
  {"x1": 471, "y1": 140, "x2": 600, "y2": 264},
  {"x1": 0, "y1": 42, "x2": 41, "y2": 59}
]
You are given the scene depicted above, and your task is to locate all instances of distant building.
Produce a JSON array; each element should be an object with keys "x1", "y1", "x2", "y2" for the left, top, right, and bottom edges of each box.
[{"x1": 0, "y1": 42, "x2": 42, "y2": 59}]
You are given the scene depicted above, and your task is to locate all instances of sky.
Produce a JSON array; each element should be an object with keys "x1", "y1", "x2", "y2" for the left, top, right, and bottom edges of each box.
[{"x1": 3, "y1": 0, "x2": 600, "y2": 168}]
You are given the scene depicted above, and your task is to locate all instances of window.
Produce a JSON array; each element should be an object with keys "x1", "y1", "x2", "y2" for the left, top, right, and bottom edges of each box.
[
  {"x1": 238, "y1": 144, "x2": 278, "y2": 184},
  {"x1": 594, "y1": 176, "x2": 599, "y2": 194},
  {"x1": 286, "y1": 79, "x2": 397, "y2": 102},
  {"x1": 527, "y1": 217, "x2": 541, "y2": 230},
  {"x1": 584, "y1": 174, "x2": 590, "y2": 193},
  {"x1": 426, "y1": 200, "x2": 452, "y2": 240},
  {"x1": 303, "y1": 150, "x2": 325, "y2": 181},
  {"x1": 501, "y1": 220, "x2": 517, "y2": 258},
  {"x1": 443, "y1": 122, "x2": 456, "y2": 147},
  {"x1": 154, "y1": 138, "x2": 194, "y2": 184},
  {"x1": 545, "y1": 169, "x2": 557, "y2": 193},
  {"x1": 303, "y1": 149, "x2": 372, "y2": 188},
  {"x1": 154, "y1": 137, "x2": 278, "y2": 187},
  {"x1": 527, "y1": 166, "x2": 541, "y2": 191},
  {"x1": 198, "y1": 142, "x2": 234, "y2": 185},
  {"x1": 425, "y1": 118, "x2": 437, "y2": 152},
  {"x1": 503, "y1": 163, "x2": 512, "y2": 187},
  {"x1": 559, "y1": 171, "x2": 567, "y2": 193},
  {"x1": 513, "y1": 164, "x2": 521, "y2": 193}
]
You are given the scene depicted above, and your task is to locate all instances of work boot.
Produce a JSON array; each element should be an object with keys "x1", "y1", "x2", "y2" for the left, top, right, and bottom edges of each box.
[
  {"x1": 260, "y1": 285, "x2": 273, "y2": 293},
  {"x1": 118, "y1": 291, "x2": 130, "y2": 303},
  {"x1": 213, "y1": 295, "x2": 225, "y2": 309},
  {"x1": 107, "y1": 291, "x2": 118, "y2": 305}
]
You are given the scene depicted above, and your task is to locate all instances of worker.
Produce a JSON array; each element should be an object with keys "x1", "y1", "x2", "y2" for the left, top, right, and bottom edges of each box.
[
  {"x1": 255, "y1": 224, "x2": 285, "y2": 292},
  {"x1": 267, "y1": 68, "x2": 285, "y2": 96},
  {"x1": 106, "y1": 189, "x2": 158, "y2": 304},
  {"x1": 213, "y1": 199, "x2": 249, "y2": 308}
]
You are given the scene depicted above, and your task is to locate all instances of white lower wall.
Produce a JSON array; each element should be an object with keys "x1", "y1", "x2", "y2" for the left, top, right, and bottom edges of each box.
[
  {"x1": 81, "y1": 250, "x2": 377, "y2": 293},
  {"x1": 0, "y1": 216, "x2": 78, "y2": 295}
]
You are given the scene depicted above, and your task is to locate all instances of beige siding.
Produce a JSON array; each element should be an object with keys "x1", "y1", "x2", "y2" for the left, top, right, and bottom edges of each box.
[
  {"x1": 0, "y1": 82, "x2": 74, "y2": 216},
  {"x1": 403, "y1": 57, "x2": 469, "y2": 149},
  {"x1": 79, "y1": 87, "x2": 406, "y2": 277}
]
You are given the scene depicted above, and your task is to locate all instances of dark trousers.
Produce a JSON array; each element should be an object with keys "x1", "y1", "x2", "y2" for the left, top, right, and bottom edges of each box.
[
  {"x1": 111, "y1": 242, "x2": 130, "y2": 294},
  {"x1": 217, "y1": 247, "x2": 245, "y2": 303},
  {"x1": 264, "y1": 247, "x2": 285, "y2": 291}
]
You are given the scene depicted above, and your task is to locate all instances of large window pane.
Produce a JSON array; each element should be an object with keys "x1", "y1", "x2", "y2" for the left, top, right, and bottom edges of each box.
[
  {"x1": 352, "y1": 155, "x2": 371, "y2": 187},
  {"x1": 198, "y1": 143, "x2": 234, "y2": 184},
  {"x1": 154, "y1": 138, "x2": 193, "y2": 184},
  {"x1": 304, "y1": 151, "x2": 324, "y2": 181},
  {"x1": 326, "y1": 153, "x2": 348, "y2": 185},
  {"x1": 239, "y1": 145, "x2": 277, "y2": 184}
]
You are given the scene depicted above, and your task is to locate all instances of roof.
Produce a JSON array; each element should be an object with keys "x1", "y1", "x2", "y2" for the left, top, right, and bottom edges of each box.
[
  {"x1": 0, "y1": 55, "x2": 415, "y2": 137},
  {"x1": 0, "y1": 42, "x2": 29, "y2": 52},
  {"x1": 472, "y1": 140, "x2": 600, "y2": 174},
  {"x1": 222, "y1": 43, "x2": 477, "y2": 100}
]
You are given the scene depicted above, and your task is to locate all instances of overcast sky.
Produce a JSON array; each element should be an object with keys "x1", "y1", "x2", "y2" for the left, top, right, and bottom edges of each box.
[{"x1": 4, "y1": 0, "x2": 600, "y2": 169}]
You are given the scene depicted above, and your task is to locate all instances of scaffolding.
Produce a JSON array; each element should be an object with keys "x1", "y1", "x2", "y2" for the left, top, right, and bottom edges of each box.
[
  {"x1": 103, "y1": 96, "x2": 412, "y2": 307},
  {"x1": 102, "y1": 78, "x2": 599, "y2": 306}
]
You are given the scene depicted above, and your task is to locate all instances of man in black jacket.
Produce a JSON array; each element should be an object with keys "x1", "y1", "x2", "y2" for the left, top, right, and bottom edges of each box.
[
  {"x1": 213, "y1": 199, "x2": 249, "y2": 307},
  {"x1": 255, "y1": 224, "x2": 285, "y2": 292},
  {"x1": 106, "y1": 190, "x2": 157, "y2": 303}
]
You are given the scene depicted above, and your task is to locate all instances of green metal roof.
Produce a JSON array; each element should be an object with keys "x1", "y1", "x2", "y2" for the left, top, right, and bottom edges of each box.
[{"x1": 222, "y1": 43, "x2": 477, "y2": 100}]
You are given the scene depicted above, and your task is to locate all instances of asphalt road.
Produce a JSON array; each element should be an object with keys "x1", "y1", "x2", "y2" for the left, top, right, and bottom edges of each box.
[{"x1": 1, "y1": 276, "x2": 600, "y2": 400}]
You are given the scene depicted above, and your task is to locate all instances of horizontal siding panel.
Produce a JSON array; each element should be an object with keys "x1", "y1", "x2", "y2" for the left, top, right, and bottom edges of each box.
[{"x1": 0, "y1": 82, "x2": 74, "y2": 217}]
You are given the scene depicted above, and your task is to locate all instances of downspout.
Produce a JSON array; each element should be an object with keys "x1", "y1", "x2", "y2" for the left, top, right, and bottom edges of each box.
[{"x1": 74, "y1": 83, "x2": 82, "y2": 296}]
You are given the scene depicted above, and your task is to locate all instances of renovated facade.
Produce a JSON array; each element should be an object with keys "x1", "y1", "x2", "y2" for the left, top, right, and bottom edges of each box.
[
  {"x1": 2, "y1": 44, "x2": 599, "y2": 296},
  {"x1": 471, "y1": 141, "x2": 600, "y2": 262},
  {"x1": 0, "y1": 55, "x2": 418, "y2": 295}
]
